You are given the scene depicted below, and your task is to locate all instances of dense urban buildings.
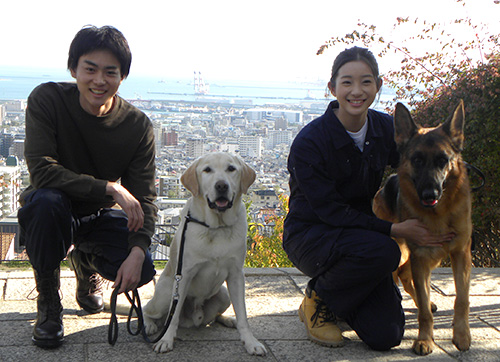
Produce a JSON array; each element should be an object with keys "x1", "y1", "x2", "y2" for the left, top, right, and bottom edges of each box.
[{"x1": 0, "y1": 95, "x2": 327, "y2": 260}]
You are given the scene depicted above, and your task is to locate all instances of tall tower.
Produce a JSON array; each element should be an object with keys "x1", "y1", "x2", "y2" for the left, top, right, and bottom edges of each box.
[{"x1": 193, "y1": 71, "x2": 210, "y2": 95}]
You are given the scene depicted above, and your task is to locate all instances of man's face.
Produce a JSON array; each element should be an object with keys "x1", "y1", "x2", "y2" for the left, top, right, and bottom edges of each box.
[{"x1": 70, "y1": 49, "x2": 123, "y2": 116}]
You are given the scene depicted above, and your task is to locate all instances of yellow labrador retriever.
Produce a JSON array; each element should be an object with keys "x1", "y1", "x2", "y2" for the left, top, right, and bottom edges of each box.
[{"x1": 143, "y1": 152, "x2": 266, "y2": 355}]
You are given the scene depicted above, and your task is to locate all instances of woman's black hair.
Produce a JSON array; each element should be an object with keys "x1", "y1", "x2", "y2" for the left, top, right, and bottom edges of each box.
[
  {"x1": 330, "y1": 46, "x2": 381, "y2": 86},
  {"x1": 67, "y1": 25, "x2": 132, "y2": 78}
]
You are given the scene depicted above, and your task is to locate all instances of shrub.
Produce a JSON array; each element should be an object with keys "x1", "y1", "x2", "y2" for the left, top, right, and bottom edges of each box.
[{"x1": 245, "y1": 194, "x2": 294, "y2": 268}]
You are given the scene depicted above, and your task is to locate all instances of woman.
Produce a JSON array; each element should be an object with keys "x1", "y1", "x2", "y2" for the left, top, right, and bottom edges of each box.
[{"x1": 283, "y1": 46, "x2": 453, "y2": 351}]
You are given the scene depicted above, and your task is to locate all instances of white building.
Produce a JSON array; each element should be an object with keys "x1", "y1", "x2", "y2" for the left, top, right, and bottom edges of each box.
[
  {"x1": 239, "y1": 136, "x2": 262, "y2": 158},
  {"x1": 0, "y1": 165, "x2": 21, "y2": 219},
  {"x1": 244, "y1": 109, "x2": 303, "y2": 124},
  {"x1": 219, "y1": 142, "x2": 239, "y2": 154},
  {"x1": 155, "y1": 197, "x2": 187, "y2": 211},
  {"x1": 186, "y1": 138, "x2": 205, "y2": 159},
  {"x1": 267, "y1": 130, "x2": 293, "y2": 149},
  {"x1": 158, "y1": 176, "x2": 182, "y2": 197}
]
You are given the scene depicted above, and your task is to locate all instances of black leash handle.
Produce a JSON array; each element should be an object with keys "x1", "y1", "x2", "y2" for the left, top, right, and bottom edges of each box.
[
  {"x1": 108, "y1": 283, "x2": 172, "y2": 345},
  {"x1": 464, "y1": 162, "x2": 486, "y2": 192},
  {"x1": 108, "y1": 213, "x2": 208, "y2": 346},
  {"x1": 108, "y1": 287, "x2": 143, "y2": 345},
  {"x1": 108, "y1": 287, "x2": 119, "y2": 345}
]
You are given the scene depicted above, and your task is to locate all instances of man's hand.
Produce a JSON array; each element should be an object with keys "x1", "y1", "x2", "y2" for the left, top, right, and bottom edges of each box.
[
  {"x1": 391, "y1": 219, "x2": 455, "y2": 247},
  {"x1": 106, "y1": 181, "x2": 144, "y2": 232},
  {"x1": 113, "y1": 246, "x2": 145, "y2": 293}
]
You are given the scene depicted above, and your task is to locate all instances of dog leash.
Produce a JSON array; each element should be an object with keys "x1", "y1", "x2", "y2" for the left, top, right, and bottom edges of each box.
[
  {"x1": 108, "y1": 287, "x2": 145, "y2": 345},
  {"x1": 108, "y1": 212, "x2": 209, "y2": 346}
]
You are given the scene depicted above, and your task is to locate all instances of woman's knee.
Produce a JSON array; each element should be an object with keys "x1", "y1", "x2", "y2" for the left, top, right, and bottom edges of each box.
[
  {"x1": 362, "y1": 322, "x2": 404, "y2": 351},
  {"x1": 380, "y1": 238, "x2": 402, "y2": 272},
  {"x1": 355, "y1": 237, "x2": 401, "y2": 276}
]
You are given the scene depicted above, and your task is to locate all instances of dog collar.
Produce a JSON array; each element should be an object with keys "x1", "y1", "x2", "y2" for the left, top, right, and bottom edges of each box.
[{"x1": 185, "y1": 213, "x2": 210, "y2": 228}]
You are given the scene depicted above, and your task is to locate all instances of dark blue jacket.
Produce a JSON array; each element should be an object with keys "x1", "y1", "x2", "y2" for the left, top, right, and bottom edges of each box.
[{"x1": 283, "y1": 101, "x2": 399, "y2": 276}]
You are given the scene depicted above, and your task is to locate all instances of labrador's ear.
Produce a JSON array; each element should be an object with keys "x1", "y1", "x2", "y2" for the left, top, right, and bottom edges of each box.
[
  {"x1": 181, "y1": 159, "x2": 200, "y2": 197},
  {"x1": 239, "y1": 158, "x2": 256, "y2": 194}
]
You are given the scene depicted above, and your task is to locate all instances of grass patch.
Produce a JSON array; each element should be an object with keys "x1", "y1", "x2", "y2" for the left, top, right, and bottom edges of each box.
[
  {"x1": 0, "y1": 260, "x2": 33, "y2": 271},
  {"x1": 0, "y1": 259, "x2": 169, "y2": 272}
]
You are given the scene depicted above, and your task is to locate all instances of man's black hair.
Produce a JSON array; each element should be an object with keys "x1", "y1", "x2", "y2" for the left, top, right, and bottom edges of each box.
[{"x1": 67, "y1": 25, "x2": 132, "y2": 78}]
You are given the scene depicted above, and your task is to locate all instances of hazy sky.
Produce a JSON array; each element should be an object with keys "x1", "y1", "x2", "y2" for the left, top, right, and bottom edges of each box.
[{"x1": 2, "y1": 0, "x2": 499, "y2": 82}]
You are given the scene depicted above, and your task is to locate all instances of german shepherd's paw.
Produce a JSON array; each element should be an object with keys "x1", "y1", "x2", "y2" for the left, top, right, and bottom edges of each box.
[
  {"x1": 453, "y1": 329, "x2": 471, "y2": 351},
  {"x1": 412, "y1": 339, "x2": 435, "y2": 356}
]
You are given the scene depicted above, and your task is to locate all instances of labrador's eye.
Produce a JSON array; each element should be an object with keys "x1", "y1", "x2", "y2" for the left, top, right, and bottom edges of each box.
[
  {"x1": 227, "y1": 165, "x2": 236, "y2": 172},
  {"x1": 203, "y1": 166, "x2": 212, "y2": 173}
]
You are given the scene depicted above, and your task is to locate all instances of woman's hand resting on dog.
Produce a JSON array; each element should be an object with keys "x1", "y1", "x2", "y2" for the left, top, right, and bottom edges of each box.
[{"x1": 391, "y1": 219, "x2": 455, "y2": 247}]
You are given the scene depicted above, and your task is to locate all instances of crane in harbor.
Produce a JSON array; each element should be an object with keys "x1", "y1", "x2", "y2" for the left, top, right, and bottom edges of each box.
[{"x1": 193, "y1": 71, "x2": 210, "y2": 95}]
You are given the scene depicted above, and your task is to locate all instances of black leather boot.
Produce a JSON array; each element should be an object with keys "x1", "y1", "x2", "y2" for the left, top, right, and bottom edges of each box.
[
  {"x1": 33, "y1": 268, "x2": 64, "y2": 348},
  {"x1": 67, "y1": 249, "x2": 104, "y2": 314}
]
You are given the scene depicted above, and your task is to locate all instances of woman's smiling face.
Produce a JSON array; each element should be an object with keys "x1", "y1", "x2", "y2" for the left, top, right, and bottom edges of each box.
[{"x1": 329, "y1": 60, "x2": 381, "y2": 124}]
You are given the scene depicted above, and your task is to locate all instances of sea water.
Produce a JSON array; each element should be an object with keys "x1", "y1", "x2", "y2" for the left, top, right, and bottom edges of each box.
[{"x1": 0, "y1": 66, "x2": 395, "y2": 108}]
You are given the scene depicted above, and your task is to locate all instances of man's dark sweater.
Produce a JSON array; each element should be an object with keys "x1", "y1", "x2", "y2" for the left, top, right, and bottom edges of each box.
[{"x1": 22, "y1": 82, "x2": 157, "y2": 252}]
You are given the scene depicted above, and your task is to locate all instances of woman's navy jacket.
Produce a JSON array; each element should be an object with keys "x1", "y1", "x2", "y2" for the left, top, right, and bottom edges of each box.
[{"x1": 283, "y1": 101, "x2": 399, "y2": 277}]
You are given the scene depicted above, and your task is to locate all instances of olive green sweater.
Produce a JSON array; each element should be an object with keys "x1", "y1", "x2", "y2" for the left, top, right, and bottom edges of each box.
[{"x1": 22, "y1": 82, "x2": 157, "y2": 252}]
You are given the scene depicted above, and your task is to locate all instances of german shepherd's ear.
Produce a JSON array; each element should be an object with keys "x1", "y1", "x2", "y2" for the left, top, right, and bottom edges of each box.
[
  {"x1": 181, "y1": 159, "x2": 200, "y2": 197},
  {"x1": 441, "y1": 99, "x2": 465, "y2": 152},
  {"x1": 394, "y1": 102, "x2": 419, "y2": 149}
]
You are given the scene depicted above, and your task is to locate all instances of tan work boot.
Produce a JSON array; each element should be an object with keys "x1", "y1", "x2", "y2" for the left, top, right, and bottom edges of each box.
[{"x1": 298, "y1": 287, "x2": 344, "y2": 347}]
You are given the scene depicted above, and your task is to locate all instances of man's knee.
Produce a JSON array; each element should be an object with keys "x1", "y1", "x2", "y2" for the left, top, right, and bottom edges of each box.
[
  {"x1": 18, "y1": 188, "x2": 73, "y2": 252},
  {"x1": 139, "y1": 253, "x2": 156, "y2": 287},
  {"x1": 20, "y1": 188, "x2": 71, "y2": 216},
  {"x1": 33, "y1": 188, "x2": 69, "y2": 205}
]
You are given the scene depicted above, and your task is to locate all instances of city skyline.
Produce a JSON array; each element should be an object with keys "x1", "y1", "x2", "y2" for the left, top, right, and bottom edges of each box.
[{"x1": 2, "y1": 0, "x2": 499, "y2": 83}]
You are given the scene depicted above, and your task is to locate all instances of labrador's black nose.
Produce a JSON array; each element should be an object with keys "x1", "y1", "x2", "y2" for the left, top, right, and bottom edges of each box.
[{"x1": 215, "y1": 180, "x2": 228, "y2": 193}]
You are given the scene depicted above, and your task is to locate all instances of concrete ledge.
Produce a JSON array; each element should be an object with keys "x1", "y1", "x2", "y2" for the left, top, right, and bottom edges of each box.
[{"x1": 1, "y1": 267, "x2": 499, "y2": 361}]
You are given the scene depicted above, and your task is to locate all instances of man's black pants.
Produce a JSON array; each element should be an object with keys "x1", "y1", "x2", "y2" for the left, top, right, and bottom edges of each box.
[{"x1": 18, "y1": 188, "x2": 155, "y2": 287}]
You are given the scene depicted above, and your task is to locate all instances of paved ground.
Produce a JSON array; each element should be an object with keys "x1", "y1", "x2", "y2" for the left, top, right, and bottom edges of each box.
[{"x1": 1, "y1": 267, "x2": 499, "y2": 361}]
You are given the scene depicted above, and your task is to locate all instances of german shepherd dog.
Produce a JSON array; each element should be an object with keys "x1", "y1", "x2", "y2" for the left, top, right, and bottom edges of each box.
[{"x1": 373, "y1": 100, "x2": 472, "y2": 355}]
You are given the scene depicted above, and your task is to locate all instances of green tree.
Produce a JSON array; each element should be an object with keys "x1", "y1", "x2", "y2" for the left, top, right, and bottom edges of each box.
[{"x1": 245, "y1": 194, "x2": 293, "y2": 268}]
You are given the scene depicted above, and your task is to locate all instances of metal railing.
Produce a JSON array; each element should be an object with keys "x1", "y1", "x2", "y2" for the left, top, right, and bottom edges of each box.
[{"x1": 1, "y1": 224, "x2": 178, "y2": 263}]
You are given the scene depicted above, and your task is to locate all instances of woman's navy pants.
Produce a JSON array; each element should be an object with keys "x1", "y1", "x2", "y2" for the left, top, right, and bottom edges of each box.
[{"x1": 299, "y1": 228, "x2": 405, "y2": 351}]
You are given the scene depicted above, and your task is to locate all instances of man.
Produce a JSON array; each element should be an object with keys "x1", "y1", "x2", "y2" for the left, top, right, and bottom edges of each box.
[{"x1": 18, "y1": 25, "x2": 157, "y2": 348}]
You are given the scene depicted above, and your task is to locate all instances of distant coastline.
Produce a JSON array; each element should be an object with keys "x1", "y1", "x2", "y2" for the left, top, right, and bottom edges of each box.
[
  {"x1": 0, "y1": 66, "x2": 395, "y2": 109},
  {"x1": 0, "y1": 66, "x2": 332, "y2": 106}
]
